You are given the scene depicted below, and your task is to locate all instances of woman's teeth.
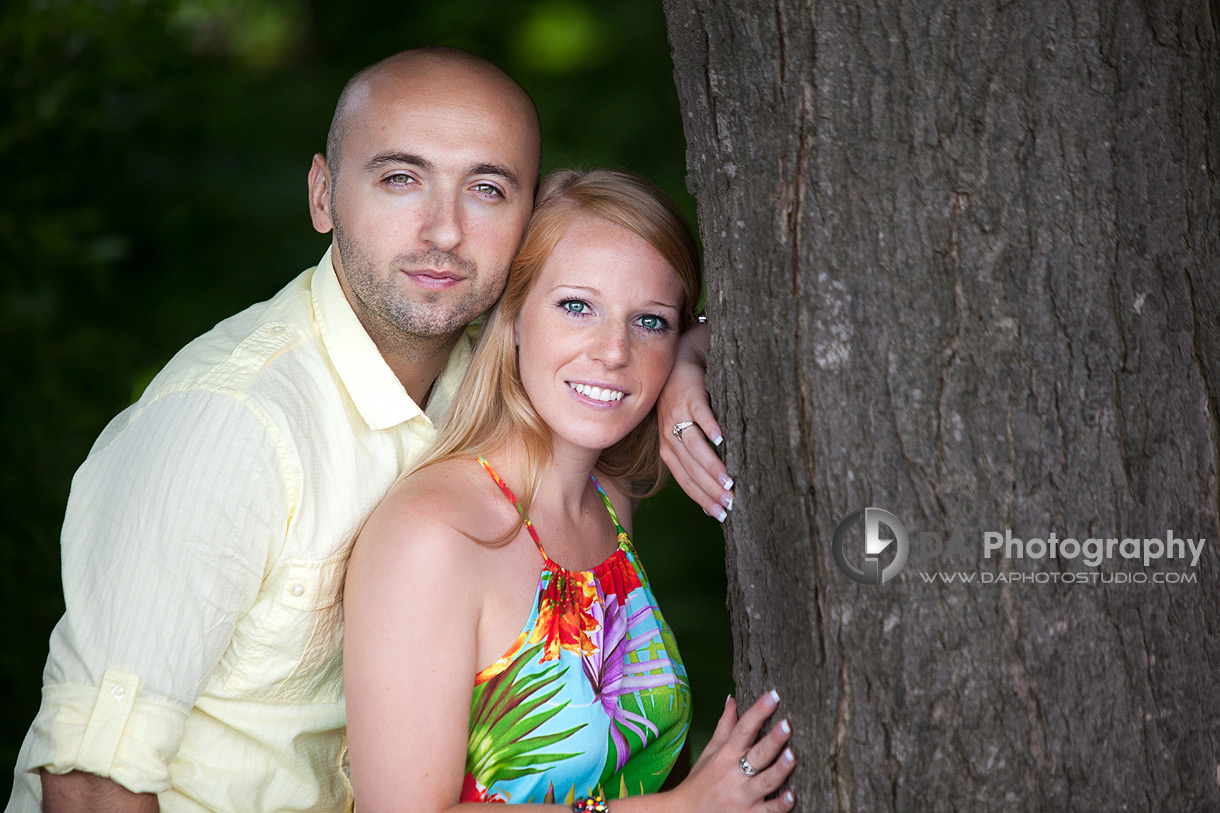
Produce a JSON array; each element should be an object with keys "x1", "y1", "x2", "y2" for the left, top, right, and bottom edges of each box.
[{"x1": 570, "y1": 383, "x2": 624, "y2": 402}]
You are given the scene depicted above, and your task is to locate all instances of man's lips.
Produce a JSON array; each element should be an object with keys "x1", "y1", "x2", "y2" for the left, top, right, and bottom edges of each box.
[{"x1": 403, "y1": 268, "x2": 465, "y2": 290}]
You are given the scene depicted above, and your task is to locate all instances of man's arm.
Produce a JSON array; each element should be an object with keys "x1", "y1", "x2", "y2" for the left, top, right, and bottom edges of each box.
[
  {"x1": 42, "y1": 770, "x2": 159, "y2": 813},
  {"x1": 656, "y1": 324, "x2": 735, "y2": 520},
  {"x1": 22, "y1": 390, "x2": 286, "y2": 800}
]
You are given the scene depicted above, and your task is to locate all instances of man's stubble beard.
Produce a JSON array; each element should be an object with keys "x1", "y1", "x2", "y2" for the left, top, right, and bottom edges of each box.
[{"x1": 331, "y1": 210, "x2": 505, "y2": 361}]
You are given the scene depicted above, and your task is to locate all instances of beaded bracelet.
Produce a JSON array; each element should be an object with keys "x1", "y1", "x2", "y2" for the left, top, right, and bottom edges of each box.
[{"x1": 572, "y1": 793, "x2": 609, "y2": 812}]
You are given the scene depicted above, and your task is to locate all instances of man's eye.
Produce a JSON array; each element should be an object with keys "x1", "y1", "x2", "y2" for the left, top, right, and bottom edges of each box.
[
  {"x1": 385, "y1": 173, "x2": 415, "y2": 186},
  {"x1": 473, "y1": 183, "x2": 503, "y2": 198}
]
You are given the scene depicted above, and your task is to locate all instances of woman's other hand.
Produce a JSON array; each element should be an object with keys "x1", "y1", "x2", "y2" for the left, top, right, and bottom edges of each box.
[
  {"x1": 656, "y1": 324, "x2": 735, "y2": 521},
  {"x1": 667, "y1": 691, "x2": 797, "y2": 811}
]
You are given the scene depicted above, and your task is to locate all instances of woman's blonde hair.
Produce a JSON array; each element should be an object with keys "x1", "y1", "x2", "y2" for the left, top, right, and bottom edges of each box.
[{"x1": 407, "y1": 168, "x2": 702, "y2": 513}]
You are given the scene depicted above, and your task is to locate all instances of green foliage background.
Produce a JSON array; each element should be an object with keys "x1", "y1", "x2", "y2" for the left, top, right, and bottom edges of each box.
[{"x1": 0, "y1": 0, "x2": 733, "y2": 787}]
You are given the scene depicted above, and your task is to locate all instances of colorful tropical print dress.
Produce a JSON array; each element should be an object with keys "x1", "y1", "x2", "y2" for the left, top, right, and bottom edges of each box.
[{"x1": 462, "y1": 457, "x2": 692, "y2": 804}]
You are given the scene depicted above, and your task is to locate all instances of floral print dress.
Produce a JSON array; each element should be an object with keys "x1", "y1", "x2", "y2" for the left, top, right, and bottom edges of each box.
[{"x1": 461, "y1": 457, "x2": 691, "y2": 804}]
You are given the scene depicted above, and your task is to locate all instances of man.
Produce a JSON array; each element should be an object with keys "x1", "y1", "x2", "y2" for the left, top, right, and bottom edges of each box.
[{"x1": 8, "y1": 47, "x2": 731, "y2": 812}]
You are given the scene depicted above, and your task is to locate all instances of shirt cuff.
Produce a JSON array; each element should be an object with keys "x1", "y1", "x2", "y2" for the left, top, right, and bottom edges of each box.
[{"x1": 21, "y1": 669, "x2": 189, "y2": 794}]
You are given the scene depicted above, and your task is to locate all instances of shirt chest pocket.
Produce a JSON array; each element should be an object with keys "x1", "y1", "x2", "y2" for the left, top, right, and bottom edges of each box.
[{"x1": 223, "y1": 551, "x2": 347, "y2": 704}]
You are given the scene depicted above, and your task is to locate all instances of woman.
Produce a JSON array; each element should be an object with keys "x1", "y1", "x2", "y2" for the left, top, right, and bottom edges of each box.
[{"x1": 344, "y1": 169, "x2": 796, "y2": 811}]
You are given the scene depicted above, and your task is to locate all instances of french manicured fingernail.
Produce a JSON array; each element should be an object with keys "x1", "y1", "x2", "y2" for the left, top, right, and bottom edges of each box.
[
  {"x1": 719, "y1": 494, "x2": 733, "y2": 511},
  {"x1": 784, "y1": 790, "x2": 796, "y2": 804},
  {"x1": 768, "y1": 688, "x2": 781, "y2": 704},
  {"x1": 778, "y1": 719, "x2": 791, "y2": 735},
  {"x1": 725, "y1": 694, "x2": 734, "y2": 707},
  {"x1": 713, "y1": 506, "x2": 728, "y2": 523},
  {"x1": 781, "y1": 748, "x2": 795, "y2": 765},
  {"x1": 712, "y1": 434, "x2": 724, "y2": 446},
  {"x1": 718, "y1": 474, "x2": 734, "y2": 490}
]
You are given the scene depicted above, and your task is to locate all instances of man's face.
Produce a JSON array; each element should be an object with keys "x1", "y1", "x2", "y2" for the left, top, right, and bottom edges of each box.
[{"x1": 315, "y1": 61, "x2": 539, "y2": 350}]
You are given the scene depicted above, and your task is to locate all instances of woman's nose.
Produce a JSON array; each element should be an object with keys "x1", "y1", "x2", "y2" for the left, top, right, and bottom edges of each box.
[{"x1": 590, "y1": 323, "x2": 630, "y2": 367}]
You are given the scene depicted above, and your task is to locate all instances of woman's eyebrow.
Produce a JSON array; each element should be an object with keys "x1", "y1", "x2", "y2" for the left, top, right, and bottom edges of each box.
[{"x1": 552, "y1": 284, "x2": 679, "y2": 310}]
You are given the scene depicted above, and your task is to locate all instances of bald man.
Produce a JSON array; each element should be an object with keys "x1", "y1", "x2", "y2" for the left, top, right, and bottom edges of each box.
[{"x1": 9, "y1": 49, "x2": 555, "y2": 813}]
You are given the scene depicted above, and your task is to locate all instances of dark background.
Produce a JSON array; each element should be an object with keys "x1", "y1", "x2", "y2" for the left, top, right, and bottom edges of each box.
[{"x1": 0, "y1": 0, "x2": 731, "y2": 784}]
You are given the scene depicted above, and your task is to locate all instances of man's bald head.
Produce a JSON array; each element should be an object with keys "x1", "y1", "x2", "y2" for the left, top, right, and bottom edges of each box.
[
  {"x1": 324, "y1": 47, "x2": 541, "y2": 192},
  {"x1": 305, "y1": 46, "x2": 542, "y2": 368}
]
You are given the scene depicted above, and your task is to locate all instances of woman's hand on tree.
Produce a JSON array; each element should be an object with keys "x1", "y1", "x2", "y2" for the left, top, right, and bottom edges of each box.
[{"x1": 665, "y1": 691, "x2": 796, "y2": 812}]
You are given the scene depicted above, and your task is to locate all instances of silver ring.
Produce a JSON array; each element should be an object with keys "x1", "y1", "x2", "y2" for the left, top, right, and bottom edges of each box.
[
  {"x1": 738, "y1": 754, "x2": 757, "y2": 777},
  {"x1": 672, "y1": 421, "x2": 695, "y2": 440}
]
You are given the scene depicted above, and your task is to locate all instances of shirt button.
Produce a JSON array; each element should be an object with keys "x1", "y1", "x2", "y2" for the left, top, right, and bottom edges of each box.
[
  {"x1": 290, "y1": 583, "x2": 305, "y2": 596},
  {"x1": 270, "y1": 325, "x2": 285, "y2": 334},
  {"x1": 110, "y1": 685, "x2": 126, "y2": 700}
]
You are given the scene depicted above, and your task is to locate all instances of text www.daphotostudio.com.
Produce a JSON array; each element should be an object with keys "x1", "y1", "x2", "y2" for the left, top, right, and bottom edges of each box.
[
  {"x1": 831, "y1": 508, "x2": 1206, "y2": 587},
  {"x1": 919, "y1": 529, "x2": 1204, "y2": 585}
]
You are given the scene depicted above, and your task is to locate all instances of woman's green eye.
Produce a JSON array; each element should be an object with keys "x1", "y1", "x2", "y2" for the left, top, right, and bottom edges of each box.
[
  {"x1": 637, "y1": 314, "x2": 670, "y2": 332},
  {"x1": 563, "y1": 301, "x2": 587, "y2": 314}
]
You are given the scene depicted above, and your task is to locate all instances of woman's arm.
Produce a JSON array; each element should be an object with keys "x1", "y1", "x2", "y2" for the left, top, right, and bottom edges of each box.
[
  {"x1": 656, "y1": 324, "x2": 735, "y2": 521},
  {"x1": 344, "y1": 481, "x2": 484, "y2": 811}
]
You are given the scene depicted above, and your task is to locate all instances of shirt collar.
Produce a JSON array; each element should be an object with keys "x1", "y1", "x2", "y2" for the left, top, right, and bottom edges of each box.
[
  {"x1": 424, "y1": 325, "x2": 474, "y2": 426},
  {"x1": 312, "y1": 247, "x2": 471, "y2": 432}
]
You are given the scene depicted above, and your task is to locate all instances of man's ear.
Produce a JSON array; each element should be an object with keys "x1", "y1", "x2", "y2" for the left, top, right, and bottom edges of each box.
[{"x1": 308, "y1": 154, "x2": 334, "y2": 234}]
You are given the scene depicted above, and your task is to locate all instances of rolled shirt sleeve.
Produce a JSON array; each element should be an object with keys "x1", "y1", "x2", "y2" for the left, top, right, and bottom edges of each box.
[{"x1": 20, "y1": 389, "x2": 288, "y2": 793}]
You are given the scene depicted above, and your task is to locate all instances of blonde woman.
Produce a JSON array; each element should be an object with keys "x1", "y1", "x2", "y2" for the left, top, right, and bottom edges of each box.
[{"x1": 344, "y1": 169, "x2": 796, "y2": 811}]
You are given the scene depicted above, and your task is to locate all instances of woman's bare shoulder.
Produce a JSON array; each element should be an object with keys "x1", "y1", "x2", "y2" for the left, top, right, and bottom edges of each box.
[{"x1": 360, "y1": 458, "x2": 518, "y2": 559}]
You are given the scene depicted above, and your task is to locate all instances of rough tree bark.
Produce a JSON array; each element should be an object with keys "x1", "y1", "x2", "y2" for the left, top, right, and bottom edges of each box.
[{"x1": 664, "y1": 0, "x2": 1220, "y2": 809}]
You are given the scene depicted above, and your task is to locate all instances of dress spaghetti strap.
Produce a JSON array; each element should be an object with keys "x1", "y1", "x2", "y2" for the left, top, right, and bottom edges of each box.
[
  {"x1": 588, "y1": 473, "x2": 629, "y2": 541},
  {"x1": 477, "y1": 455, "x2": 544, "y2": 554},
  {"x1": 475, "y1": 456, "x2": 630, "y2": 563}
]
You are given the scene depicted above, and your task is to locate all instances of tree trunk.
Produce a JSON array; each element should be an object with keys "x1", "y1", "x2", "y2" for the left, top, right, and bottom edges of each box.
[{"x1": 664, "y1": 0, "x2": 1220, "y2": 809}]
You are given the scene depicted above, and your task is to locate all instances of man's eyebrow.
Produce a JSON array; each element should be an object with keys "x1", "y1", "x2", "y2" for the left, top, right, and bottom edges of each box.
[
  {"x1": 470, "y1": 162, "x2": 522, "y2": 192},
  {"x1": 364, "y1": 152, "x2": 432, "y2": 172},
  {"x1": 362, "y1": 153, "x2": 521, "y2": 192}
]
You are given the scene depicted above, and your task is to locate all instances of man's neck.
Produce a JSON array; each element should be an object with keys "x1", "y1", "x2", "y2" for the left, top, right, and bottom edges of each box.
[{"x1": 377, "y1": 329, "x2": 464, "y2": 408}]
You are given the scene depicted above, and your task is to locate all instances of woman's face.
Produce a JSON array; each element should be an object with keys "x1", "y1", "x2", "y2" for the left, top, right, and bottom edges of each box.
[{"x1": 514, "y1": 212, "x2": 684, "y2": 457}]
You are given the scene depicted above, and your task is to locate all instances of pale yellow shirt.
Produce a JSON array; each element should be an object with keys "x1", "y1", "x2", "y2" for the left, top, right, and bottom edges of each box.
[{"x1": 8, "y1": 249, "x2": 473, "y2": 812}]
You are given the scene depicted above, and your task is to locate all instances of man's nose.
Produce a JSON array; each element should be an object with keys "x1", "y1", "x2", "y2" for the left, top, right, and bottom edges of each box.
[{"x1": 419, "y1": 189, "x2": 463, "y2": 251}]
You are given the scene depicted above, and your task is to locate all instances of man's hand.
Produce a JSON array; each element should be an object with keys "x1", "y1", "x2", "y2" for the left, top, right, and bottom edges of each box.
[
  {"x1": 42, "y1": 769, "x2": 159, "y2": 813},
  {"x1": 657, "y1": 324, "x2": 735, "y2": 521}
]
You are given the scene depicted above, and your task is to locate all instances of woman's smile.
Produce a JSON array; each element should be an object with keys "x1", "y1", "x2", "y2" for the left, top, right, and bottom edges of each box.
[{"x1": 567, "y1": 381, "x2": 628, "y2": 405}]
